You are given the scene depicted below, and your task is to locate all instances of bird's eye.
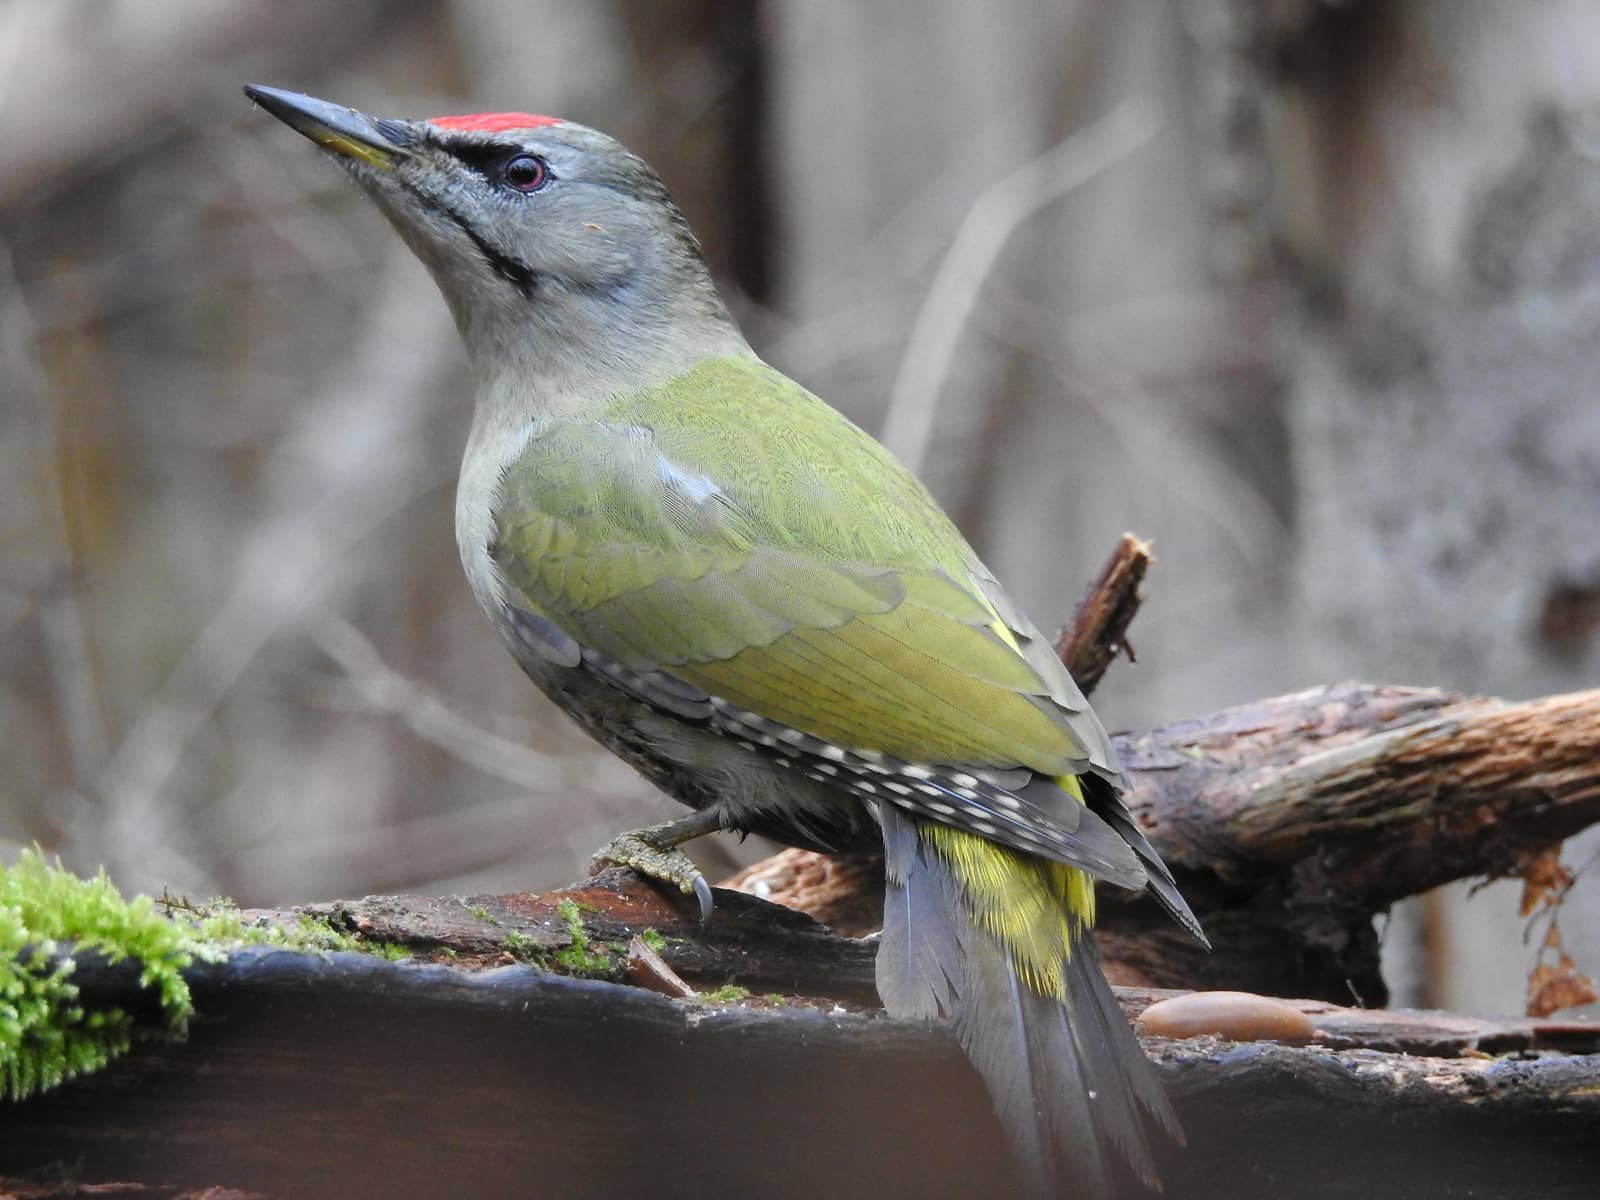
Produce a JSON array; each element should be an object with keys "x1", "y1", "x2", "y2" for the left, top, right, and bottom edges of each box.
[{"x1": 501, "y1": 153, "x2": 549, "y2": 192}]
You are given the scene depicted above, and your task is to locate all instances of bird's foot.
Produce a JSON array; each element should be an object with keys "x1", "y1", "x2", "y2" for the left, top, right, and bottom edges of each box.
[{"x1": 592, "y1": 821, "x2": 717, "y2": 924}]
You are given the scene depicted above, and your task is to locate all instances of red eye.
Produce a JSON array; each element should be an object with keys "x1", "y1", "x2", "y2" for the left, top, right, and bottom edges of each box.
[{"x1": 502, "y1": 153, "x2": 549, "y2": 192}]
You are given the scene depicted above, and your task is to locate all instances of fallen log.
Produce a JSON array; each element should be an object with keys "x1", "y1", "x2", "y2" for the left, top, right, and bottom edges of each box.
[{"x1": 2, "y1": 939, "x2": 1596, "y2": 1200}]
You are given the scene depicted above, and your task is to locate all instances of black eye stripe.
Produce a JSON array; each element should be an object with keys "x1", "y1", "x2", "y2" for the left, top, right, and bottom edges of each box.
[
  {"x1": 439, "y1": 137, "x2": 519, "y2": 169},
  {"x1": 439, "y1": 139, "x2": 553, "y2": 193},
  {"x1": 440, "y1": 200, "x2": 539, "y2": 296},
  {"x1": 404, "y1": 137, "x2": 550, "y2": 298},
  {"x1": 394, "y1": 173, "x2": 541, "y2": 300}
]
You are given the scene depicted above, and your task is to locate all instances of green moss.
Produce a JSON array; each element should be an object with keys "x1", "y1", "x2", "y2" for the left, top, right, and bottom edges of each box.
[
  {"x1": 700, "y1": 984, "x2": 750, "y2": 1003},
  {"x1": 0, "y1": 850, "x2": 426, "y2": 1102},
  {"x1": 0, "y1": 849, "x2": 217, "y2": 1101},
  {"x1": 466, "y1": 904, "x2": 495, "y2": 924},
  {"x1": 550, "y1": 898, "x2": 620, "y2": 980},
  {"x1": 637, "y1": 927, "x2": 667, "y2": 952},
  {"x1": 502, "y1": 929, "x2": 543, "y2": 961},
  {"x1": 289, "y1": 912, "x2": 363, "y2": 953},
  {"x1": 165, "y1": 901, "x2": 394, "y2": 959},
  {"x1": 555, "y1": 898, "x2": 584, "y2": 931}
]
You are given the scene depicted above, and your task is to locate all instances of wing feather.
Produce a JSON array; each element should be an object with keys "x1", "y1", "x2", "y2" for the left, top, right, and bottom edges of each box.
[{"x1": 490, "y1": 355, "x2": 1158, "y2": 885}]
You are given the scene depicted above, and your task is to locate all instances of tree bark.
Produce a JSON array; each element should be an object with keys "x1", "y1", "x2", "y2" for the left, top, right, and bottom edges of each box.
[
  {"x1": 721, "y1": 531, "x2": 1600, "y2": 1003},
  {"x1": 4, "y1": 941, "x2": 1596, "y2": 1200},
  {"x1": 731, "y1": 683, "x2": 1600, "y2": 1001}
]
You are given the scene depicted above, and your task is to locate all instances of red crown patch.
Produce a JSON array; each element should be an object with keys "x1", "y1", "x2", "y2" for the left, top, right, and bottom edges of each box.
[{"x1": 428, "y1": 112, "x2": 562, "y2": 134}]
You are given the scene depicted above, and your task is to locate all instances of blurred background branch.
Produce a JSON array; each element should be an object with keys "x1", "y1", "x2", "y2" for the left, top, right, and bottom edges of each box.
[{"x1": 880, "y1": 99, "x2": 1157, "y2": 470}]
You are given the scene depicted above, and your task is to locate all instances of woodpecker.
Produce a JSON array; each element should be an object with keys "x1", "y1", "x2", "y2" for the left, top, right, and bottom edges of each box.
[{"x1": 246, "y1": 84, "x2": 1207, "y2": 1197}]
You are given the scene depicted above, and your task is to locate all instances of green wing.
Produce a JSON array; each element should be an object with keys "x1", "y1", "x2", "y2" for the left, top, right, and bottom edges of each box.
[{"x1": 492, "y1": 355, "x2": 1137, "y2": 881}]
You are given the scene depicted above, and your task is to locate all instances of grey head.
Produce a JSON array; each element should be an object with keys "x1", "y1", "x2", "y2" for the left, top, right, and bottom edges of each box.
[{"x1": 243, "y1": 85, "x2": 742, "y2": 386}]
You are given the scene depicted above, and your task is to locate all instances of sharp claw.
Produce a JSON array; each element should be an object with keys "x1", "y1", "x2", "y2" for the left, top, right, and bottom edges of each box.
[
  {"x1": 693, "y1": 874, "x2": 715, "y2": 925},
  {"x1": 593, "y1": 829, "x2": 717, "y2": 924}
]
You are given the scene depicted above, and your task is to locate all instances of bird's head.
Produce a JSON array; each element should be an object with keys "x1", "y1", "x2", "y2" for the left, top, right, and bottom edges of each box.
[{"x1": 244, "y1": 85, "x2": 736, "y2": 378}]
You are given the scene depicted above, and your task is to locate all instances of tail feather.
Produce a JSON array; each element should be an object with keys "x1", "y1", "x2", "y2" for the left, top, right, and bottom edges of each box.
[
  {"x1": 876, "y1": 812, "x2": 1179, "y2": 1196},
  {"x1": 1013, "y1": 950, "x2": 1118, "y2": 1197},
  {"x1": 1061, "y1": 938, "x2": 1181, "y2": 1168},
  {"x1": 1086, "y1": 780, "x2": 1210, "y2": 950},
  {"x1": 877, "y1": 805, "x2": 961, "y2": 1019},
  {"x1": 963, "y1": 943, "x2": 1088, "y2": 1195}
]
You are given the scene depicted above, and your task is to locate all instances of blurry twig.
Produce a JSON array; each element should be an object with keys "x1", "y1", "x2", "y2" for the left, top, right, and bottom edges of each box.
[
  {"x1": 308, "y1": 612, "x2": 556, "y2": 791},
  {"x1": 755, "y1": 294, "x2": 908, "y2": 380},
  {"x1": 0, "y1": 244, "x2": 110, "y2": 795},
  {"x1": 978, "y1": 286, "x2": 1288, "y2": 567},
  {"x1": 1054, "y1": 532, "x2": 1152, "y2": 694},
  {"x1": 880, "y1": 102, "x2": 1158, "y2": 471},
  {"x1": 0, "y1": 1, "x2": 397, "y2": 212}
]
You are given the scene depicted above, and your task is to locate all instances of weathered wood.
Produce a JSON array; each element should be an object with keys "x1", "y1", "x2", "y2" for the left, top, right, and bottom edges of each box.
[
  {"x1": 3, "y1": 946, "x2": 1596, "y2": 1200},
  {"x1": 255, "y1": 882, "x2": 1600, "y2": 1060},
  {"x1": 0, "y1": 1184, "x2": 260, "y2": 1200},
  {"x1": 1111, "y1": 683, "x2": 1600, "y2": 1000},
  {"x1": 294, "y1": 866, "x2": 881, "y2": 1003},
  {"x1": 718, "y1": 848, "x2": 885, "y2": 938},
  {"x1": 725, "y1": 683, "x2": 1600, "y2": 1003}
]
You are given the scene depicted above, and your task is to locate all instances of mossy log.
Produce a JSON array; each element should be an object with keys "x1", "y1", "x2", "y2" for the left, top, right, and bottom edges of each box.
[{"x1": 1, "y1": 928, "x2": 1597, "y2": 1200}]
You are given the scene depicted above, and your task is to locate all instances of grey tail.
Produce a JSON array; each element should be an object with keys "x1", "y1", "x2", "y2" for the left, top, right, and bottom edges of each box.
[
  {"x1": 1086, "y1": 777, "x2": 1210, "y2": 950},
  {"x1": 877, "y1": 806, "x2": 1180, "y2": 1197}
]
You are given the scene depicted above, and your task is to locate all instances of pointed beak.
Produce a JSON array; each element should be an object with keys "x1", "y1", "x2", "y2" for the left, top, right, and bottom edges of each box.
[{"x1": 244, "y1": 84, "x2": 415, "y2": 171}]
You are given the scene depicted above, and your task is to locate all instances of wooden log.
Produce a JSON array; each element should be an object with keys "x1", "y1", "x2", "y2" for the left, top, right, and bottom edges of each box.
[
  {"x1": 723, "y1": 683, "x2": 1600, "y2": 1002},
  {"x1": 720, "y1": 540, "x2": 1600, "y2": 1002},
  {"x1": 1110, "y1": 683, "x2": 1600, "y2": 998},
  {"x1": 2, "y1": 945, "x2": 1596, "y2": 1200}
]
